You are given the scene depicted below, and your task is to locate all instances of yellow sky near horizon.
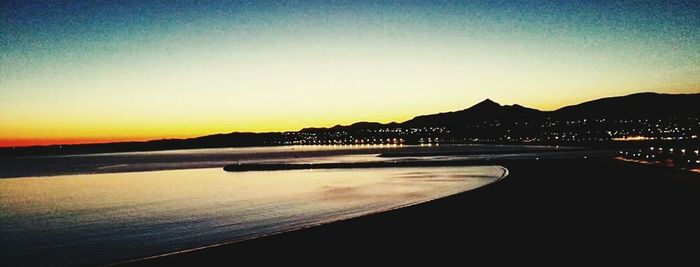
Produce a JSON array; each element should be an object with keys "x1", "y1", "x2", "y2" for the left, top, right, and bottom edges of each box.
[{"x1": 2, "y1": 1, "x2": 699, "y2": 146}]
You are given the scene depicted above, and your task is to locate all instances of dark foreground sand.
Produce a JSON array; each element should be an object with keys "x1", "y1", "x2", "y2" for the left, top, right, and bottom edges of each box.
[{"x1": 124, "y1": 159, "x2": 700, "y2": 265}]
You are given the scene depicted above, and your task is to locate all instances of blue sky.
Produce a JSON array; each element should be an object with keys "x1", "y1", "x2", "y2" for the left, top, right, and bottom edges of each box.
[{"x1": 1, "y1": 0, "x2": 699, "y2": 145}]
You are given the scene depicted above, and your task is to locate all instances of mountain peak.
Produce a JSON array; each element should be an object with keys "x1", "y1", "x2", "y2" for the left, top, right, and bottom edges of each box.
[
  {"x1": 480, "y1": 98, "x2": 499, "y2": 105},
  {"x1": 470, "y1": 98, "x2": 501, "y2": 109}
]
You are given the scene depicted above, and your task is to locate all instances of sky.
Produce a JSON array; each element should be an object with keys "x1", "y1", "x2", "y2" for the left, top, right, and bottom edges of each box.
[{"x1": 1, "y1": 0, "x2": 699, "y2": 147}]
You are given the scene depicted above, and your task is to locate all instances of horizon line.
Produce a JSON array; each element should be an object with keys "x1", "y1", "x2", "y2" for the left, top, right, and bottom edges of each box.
[{"x1": 1, "y1": 91, "x2": 696, "y2": 148}]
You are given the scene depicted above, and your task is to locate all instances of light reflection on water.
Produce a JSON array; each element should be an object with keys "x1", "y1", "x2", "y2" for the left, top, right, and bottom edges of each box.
[
  {"x1": 0, "y1": 166, "x2": 504, "y2": 266},
  {"x1": 0, "y1": 144, "x2": 557, "y2": 178}
]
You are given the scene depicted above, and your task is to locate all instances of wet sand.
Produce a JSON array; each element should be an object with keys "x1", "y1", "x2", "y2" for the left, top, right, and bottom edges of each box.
[{"x1": 124, "y1": 158, "x2": 700, "y2": 265}]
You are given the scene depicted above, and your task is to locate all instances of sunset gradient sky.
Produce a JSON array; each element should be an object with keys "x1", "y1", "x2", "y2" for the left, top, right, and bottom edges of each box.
[{"x1": 1, "y1": 1, "x2": 699, "y2": 146}]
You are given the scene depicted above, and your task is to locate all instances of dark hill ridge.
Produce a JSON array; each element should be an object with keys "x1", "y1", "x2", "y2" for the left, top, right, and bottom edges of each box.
[
  {"x1": 1, "y1": 92, "x2": 698, "y2": 156},
  {"x1": 301, "y1": 122, "x2": 400, "y2": 133},
  {"x1": 402, "y1": 99, "x2": 543, "y2": 128},
  {"x1": 300, "y1": 99, "x2": 545, "y2": 132},
  {"x1": 304, "y1": 92, "x2": 699, "y2": 132},
  {"x1": 552, "y1": 92, "x2": 700, "y2": 119}
]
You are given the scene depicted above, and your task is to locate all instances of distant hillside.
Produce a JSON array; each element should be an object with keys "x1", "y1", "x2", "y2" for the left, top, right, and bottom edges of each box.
[
  {"x1": 551, "y1": 92, "x2": 700, "y2": 119},
  {"x1": 287, "y1": 92, "x2": 699, "y2": 132},
  {"x1": 402, "y1": 99, "x2": 543, "y2": 127},
  {"x1": 0, "y1": 132, "x2": 284, "y2": 157},
  {"x1": 2, "y1": 92, "x2": 698, "y2": 156},
  {"x1": 301, "y1": 122, "x2": 400, "y2": 132}
]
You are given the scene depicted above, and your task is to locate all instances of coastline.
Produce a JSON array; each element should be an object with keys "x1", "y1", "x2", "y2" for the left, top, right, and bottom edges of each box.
[
  {"x1": 123, "y1": 158, "x2": 700, "y2": 265},
  {"x1": 0, "y1": 144, "x2": 586, "y2": 178},
  {"x1": 115, "y1": 166, "x2": 509, "y2": 266}
]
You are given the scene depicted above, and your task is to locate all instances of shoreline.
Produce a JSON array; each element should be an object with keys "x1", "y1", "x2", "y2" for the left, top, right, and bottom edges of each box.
[
  {"x1": 115, "y1": 166, "x2": 509, "y2": 266},
  {"x1": 0, "y1": 145, "x2": 600, "y2": 179},
  {"x1": 0, "y1": 144, "x2": 559, "y2": 179},
  {"x1": 124, "y1": 158, "x2": 700, "y2": 265}
]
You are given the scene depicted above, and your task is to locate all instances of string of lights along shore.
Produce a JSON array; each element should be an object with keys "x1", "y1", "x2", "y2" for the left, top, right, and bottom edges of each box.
[{"x1": 2, "y1": 1, "x2": 699, "y2": 147}]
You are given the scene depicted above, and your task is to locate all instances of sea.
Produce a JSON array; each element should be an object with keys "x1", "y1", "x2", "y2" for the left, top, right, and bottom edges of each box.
[{"x1": 0, "y1": 144, "x2": 572, "y2": 266}]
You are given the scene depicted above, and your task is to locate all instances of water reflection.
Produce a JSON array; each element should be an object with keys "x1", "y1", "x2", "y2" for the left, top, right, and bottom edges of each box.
[{"x1": 0, "y1": 166, "x2": 504, "y2": 266}]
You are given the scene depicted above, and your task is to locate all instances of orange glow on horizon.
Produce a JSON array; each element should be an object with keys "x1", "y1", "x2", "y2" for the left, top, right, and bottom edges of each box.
[
  {"x1": 0, "y1": 136, "x2": 191, "y2": 148},
  {"x1": 3, "y1": 1, "x2": 700, "y2": 150}
]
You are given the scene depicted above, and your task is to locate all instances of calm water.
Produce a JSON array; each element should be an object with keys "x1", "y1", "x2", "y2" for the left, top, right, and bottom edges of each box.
[
  {"x1": 0, "y1": 144, "x2": 567, "y2": 178},
  {"x1": 0, "y1": 164, "x2": 506, "y2": 266}
]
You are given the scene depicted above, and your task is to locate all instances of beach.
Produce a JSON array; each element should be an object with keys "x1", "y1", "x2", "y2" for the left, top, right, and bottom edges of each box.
[
  {"x1": 126, "y1": 158, "x2": 700, "y2": 265},
  {"x1": 3, "y1": 146, "x2": 698, "y2": 265},
  {"x1": 4, "y1": 0, "x2": 699, "y2": 265}
]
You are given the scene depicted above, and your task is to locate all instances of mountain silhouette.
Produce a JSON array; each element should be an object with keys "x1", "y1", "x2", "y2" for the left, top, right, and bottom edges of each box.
[
  {"x1": 551, "y1": 92, "x2": 700, "y2": 119},
  {"x1": 301, "y1": 122, "x2": 400, "y2": 132},
  {"x1": 1, "y1": 92, "x2": 698, "y2": 156},
  {"x1": 402, "y1": 99, "x2": 542, "y2": 128},
  {"x1": 293, "y1": 92, "x2": 699, "y2": 133},
  {"x1": 401, "y1": 92, "x2": 700, "y2": 128}
]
